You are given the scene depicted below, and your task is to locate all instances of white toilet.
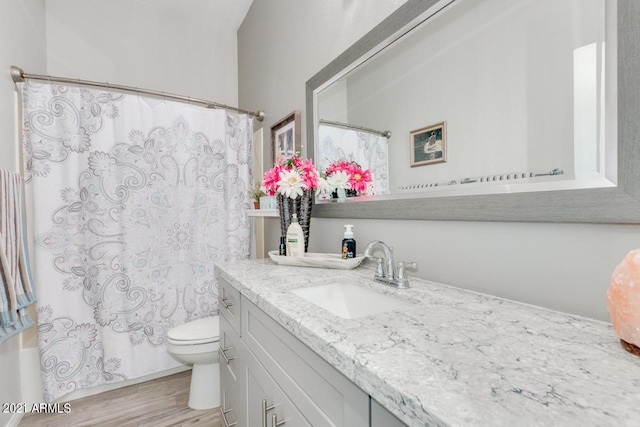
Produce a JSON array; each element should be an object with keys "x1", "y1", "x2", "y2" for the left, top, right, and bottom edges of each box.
[{"x1": 167, "y1": 315, "x2": 220, "y2": 410}]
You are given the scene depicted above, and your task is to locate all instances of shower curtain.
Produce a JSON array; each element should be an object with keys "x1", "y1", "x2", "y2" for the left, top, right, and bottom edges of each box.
[
  {"x1": 318, "y1": 124, "x2": 389, "y2": 195},
  {"x1": 19, "y1": 81, "x2": 252, "y2": 401}
]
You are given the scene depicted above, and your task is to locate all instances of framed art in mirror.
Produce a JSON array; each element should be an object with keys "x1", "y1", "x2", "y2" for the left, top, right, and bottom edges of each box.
[
  {"x1": 411, "y1": 121, "x2": 446, "y2": 167},
  {"x1": 271, "y1": 110, "x2": 301, "y2": 165}
]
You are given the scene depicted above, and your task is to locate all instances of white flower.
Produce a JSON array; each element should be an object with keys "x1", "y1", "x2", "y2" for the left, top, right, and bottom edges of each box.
[
  {"x1": 327, "y1": 171, "x2": 351, "y2": 201},
  {"x1": 316, "y1": 177, "x2": 332, "y2": 195},
  {"x1": 277, "y1": 169, "x2": 305, "y2": 199},
  {"x1": 327, "y1": 171, "x2": 351, "y2": 191}
]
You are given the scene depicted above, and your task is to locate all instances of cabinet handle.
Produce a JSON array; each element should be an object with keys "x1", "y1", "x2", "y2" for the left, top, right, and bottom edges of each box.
[
  {"x1": 218, "y1": 295, "x2": 232, "y2": 308},
  {"x1": 262, "y1": 399, "x2": 275, "y2": 427},
  {"x1": 221, "y1": 406, "x2": 237, "y2": 427},
  {"x1": 219, "y1": 347, "x2": 235, "y2": 364},
  {"x1": 272, "y1": 414, "x2": 285, "y2": 427}
]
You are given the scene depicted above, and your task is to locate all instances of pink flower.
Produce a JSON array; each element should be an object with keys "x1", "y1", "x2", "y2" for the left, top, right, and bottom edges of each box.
[
  {"x1": 326, "y1": 160, "x2": 351, "y2": 176},
  {"x1": 301, "y1": 159, "x2": 320, "y2": 190},
  {"x1": 347, "y1": 162, "x2": 372, "y2": 192},
  {"x1": 262, "y1": 164, "x2": 283, "y2": 195},
  {"x1": 291, "y1": 156, "x2": 303, "y2": 168}
]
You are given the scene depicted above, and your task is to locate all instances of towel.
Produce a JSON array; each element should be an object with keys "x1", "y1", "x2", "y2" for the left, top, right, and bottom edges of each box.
[{"x1": 0, "y1": 168, "x2": 36, "y2": 344}]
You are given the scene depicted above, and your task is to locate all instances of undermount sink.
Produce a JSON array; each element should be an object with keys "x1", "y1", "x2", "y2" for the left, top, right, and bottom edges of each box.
[{"x1": 291, "y1": 282, "x2": 410, "y2": 319}]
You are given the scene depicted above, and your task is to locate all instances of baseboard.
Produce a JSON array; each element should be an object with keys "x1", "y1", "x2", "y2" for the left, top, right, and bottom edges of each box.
[{"x1": 57, "y1": 365, "x2": 191, "y2": 403}]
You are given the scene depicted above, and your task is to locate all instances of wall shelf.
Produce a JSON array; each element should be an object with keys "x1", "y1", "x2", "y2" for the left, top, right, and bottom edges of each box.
[{"x1": 247, "y1": 209, "x2": 278, "y2": 217}]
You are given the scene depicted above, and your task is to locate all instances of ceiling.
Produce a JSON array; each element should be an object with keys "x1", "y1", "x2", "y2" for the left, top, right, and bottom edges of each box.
[{"x1": 132, "y1": 0, "x2": 254, "y2": 30}]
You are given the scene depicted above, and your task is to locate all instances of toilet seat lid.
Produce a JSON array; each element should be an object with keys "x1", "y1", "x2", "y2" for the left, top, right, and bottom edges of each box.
[{"x1": 168, "y1": 316, "x2": 220, "y2": 342}]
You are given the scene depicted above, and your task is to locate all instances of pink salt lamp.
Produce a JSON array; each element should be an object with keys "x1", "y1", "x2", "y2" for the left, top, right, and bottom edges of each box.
[{"x1": 608, "y1": 249, "x2": 640, "y2": 356}]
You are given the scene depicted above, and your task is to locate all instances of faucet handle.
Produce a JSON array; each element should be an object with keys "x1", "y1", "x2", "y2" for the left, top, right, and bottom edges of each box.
[
  {"x1": 368, "y1": 256, "x2": 386, "y2": 279},
  {"x1": 395, "y1": 261, "x2": 417, "y2": 289}
]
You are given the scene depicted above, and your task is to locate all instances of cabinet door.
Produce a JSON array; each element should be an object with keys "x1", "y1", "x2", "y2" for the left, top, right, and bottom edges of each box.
[{"x1": 245, "y1": 349, "x2": 312, "y2": 427}]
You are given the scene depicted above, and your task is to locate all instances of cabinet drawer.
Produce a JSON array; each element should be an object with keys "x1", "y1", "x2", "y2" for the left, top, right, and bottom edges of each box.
[
  {"x1": 241, "y1": 296, "x2": 368, "y2": 427},
  {"x1": 220, "y1": 314, "x2": 243, "y2": 386},
  {"x1": 218, "y1": 278, "x2": 241, "y2": 334}
]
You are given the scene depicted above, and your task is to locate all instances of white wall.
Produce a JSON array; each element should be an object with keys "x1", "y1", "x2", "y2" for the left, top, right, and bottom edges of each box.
[
  {"x1": 238, "y1": 0, "x2": 640, "y2": 322},
  {"x1": 46, "y1": 0, "x2": 242, "y2": 105},
  {"x1": 0, "y1": 1, "x2": 47, "y2": 425}
]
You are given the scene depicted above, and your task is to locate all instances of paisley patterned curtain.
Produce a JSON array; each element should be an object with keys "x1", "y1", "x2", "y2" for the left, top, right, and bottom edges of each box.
[
  {"x1": 317, "y1": 124, "x2": 389, "y2": 195},
  {"x1": 19, "y1": 81, "x2": 252, "y2": 401}
]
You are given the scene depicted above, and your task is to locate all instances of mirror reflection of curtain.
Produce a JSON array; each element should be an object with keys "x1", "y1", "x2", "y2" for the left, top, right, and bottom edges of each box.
[{"x1": 318, "y1": 124, "x2": 389, "y2": 195}]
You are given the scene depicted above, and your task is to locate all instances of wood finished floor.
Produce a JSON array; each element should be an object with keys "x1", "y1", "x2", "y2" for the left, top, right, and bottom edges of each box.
[{"x1": 19, "y1": 371, "x2": 221, "y2": 427}]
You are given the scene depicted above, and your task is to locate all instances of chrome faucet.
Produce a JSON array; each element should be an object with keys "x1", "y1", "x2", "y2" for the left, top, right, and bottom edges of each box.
[
  {"x1": 363, "y1": 240, "x2": 396, "y2": 281},
  {"x1": 363, "y1": 241, "x2": 417, "y2": 289}
]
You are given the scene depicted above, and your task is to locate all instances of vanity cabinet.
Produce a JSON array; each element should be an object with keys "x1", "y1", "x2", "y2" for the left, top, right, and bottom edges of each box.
[{"x1": 218, "y1": 278, "x2": 380, "y2": 427}]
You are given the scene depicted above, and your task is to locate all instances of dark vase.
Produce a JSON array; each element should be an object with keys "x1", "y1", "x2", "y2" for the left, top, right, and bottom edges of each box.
[{"x1": 277, "y1": 190, "x2": 313, "y2": 252}]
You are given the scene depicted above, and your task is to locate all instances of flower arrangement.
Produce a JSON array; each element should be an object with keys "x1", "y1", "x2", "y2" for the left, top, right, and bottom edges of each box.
[
  {"x1": 262, "y1": 155, "x2": 322, "y2": 199},
  {"x1": 324, "y1": 160, "x2": 372, "y2": 196},
  {"x1": 262, "y1": 156, "x2": 373, "y2": 202}
]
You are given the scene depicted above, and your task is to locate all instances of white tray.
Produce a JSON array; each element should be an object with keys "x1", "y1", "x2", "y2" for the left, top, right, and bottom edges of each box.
[{"x1": 268, "y1": 251, "x2": 365, "y2": 270}]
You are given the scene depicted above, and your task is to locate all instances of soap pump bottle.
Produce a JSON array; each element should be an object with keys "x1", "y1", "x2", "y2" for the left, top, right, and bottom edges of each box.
[
  {"x1": 286, "y1": 214, "x2": 305, "y2": 258},
  {"x1": 279, "y1": 236, "x2": 286, "y2": 256},
  {"x1": 341, "y1": 224, "x2": 356, "y2": 259}
]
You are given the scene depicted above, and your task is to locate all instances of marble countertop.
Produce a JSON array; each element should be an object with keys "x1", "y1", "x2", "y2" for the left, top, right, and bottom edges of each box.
[{"x1": 215, "y1": 259, "x2": 640, "y2": 427}]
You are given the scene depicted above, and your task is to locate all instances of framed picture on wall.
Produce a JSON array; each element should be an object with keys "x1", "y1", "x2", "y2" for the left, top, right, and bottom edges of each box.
[
  {"x1": 410, "y1": 121, "x2": 447, "y2": 167},
  {"x1": 271, "y1": 110, "x2": 301, "y2": 165}
]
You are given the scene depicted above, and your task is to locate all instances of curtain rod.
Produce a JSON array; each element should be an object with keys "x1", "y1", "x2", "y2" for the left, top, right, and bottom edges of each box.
[
  {"x1": 10, "y1": 66, "x2": 265, "y2": 122},
  {"x1": 319, "y1": 119, "x2": 391, "y2": 138}
]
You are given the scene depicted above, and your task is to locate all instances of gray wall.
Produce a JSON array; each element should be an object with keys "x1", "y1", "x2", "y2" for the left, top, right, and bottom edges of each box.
[
  {"x1": 0, "y1": 1, "x2": 47, "y2": 425},
  {"x1": 238, "y1": 0, "x2": 640, "y2": 322}
]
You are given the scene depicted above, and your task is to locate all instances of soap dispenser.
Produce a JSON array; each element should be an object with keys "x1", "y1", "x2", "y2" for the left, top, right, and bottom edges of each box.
[
  {"x1": 286, "y1": 214, "x2": 305, "y2": 257},
  {"x1": 341, "y1": 224, "x2": 356, "y2": 259}
]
